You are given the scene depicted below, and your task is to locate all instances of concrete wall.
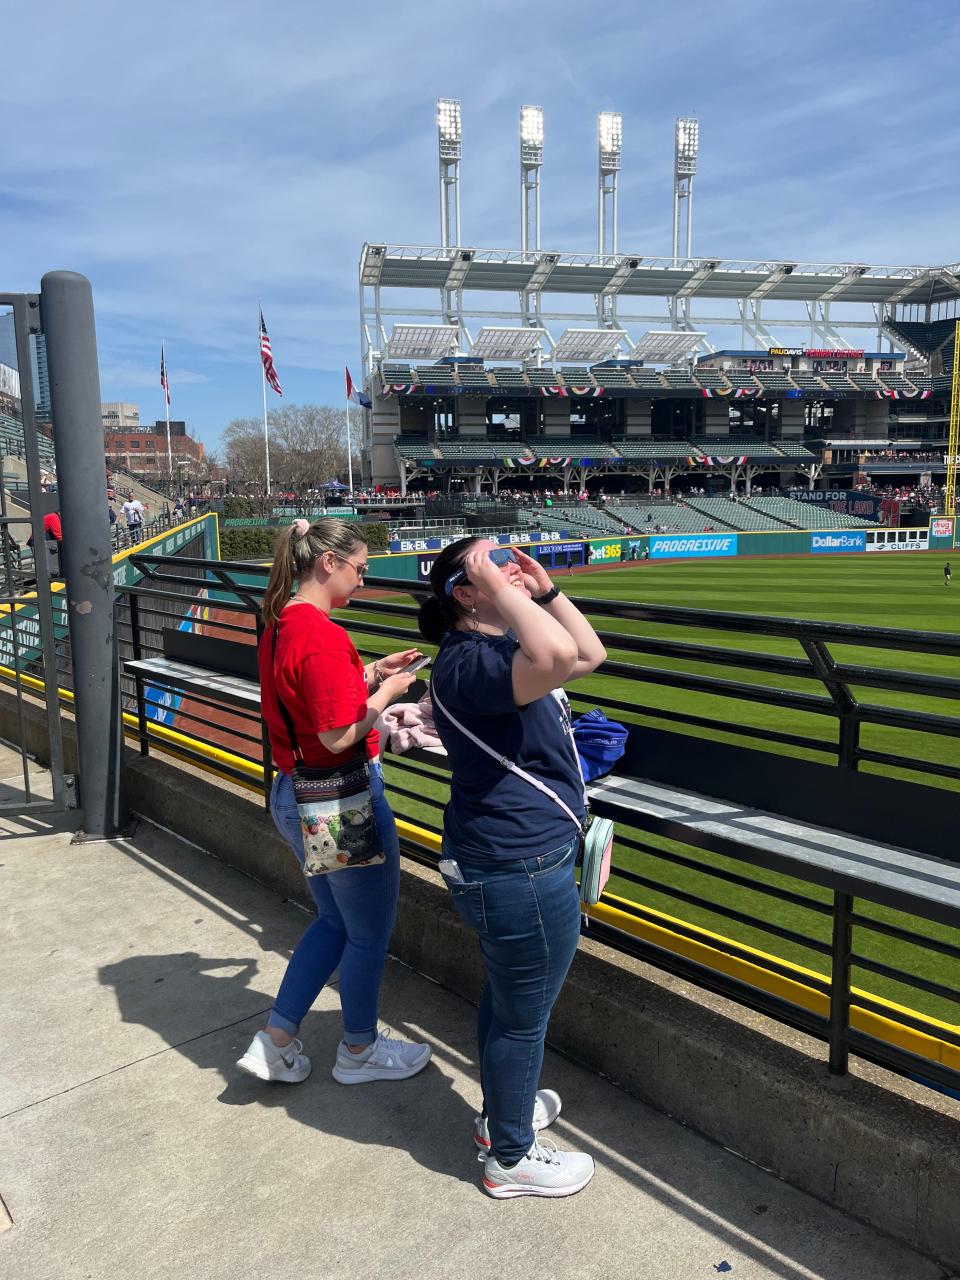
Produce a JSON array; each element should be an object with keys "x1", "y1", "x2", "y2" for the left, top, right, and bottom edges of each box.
[
  {"x1": 703, "y1": 401, "x2": 731, "y2": 435},
  {"x1": 6, "y1": 688, "x2": 959, "y2": 1269}
]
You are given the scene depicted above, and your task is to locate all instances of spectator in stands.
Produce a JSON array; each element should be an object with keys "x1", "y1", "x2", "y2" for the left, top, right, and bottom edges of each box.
[
  {"x1": 238, "y1": 517, "x2": 431, "y2": 1089},
  {"x1": 418, "y1": 537, "x2": 606, "y2": 1198},
  {"x1": 122, "y1": 497, "x2": 145, "y2": 544},
  {"x1": 174, "y1": 496, "x2": 185, "y2": 520}
]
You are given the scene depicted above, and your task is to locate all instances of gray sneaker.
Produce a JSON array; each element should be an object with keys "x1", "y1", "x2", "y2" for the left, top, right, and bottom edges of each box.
[
  {"x1": 236, "y1": 1030, "x2": 311, "y2": 1084},
  {"x1": 482, "y1": 1139, "x2": 595, "y2": 1199},
  {"x1": 332, "y1": 1028, "x2": 431, "y2": 1085},
  {"x1": 473, "y1": 1089, "x2": 561, "y2": 1151}
]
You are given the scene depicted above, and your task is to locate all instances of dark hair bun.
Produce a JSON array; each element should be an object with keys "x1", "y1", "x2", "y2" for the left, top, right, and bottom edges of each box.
[{"x1": 418, "y1": 595, "x2": 447, "y2": 644}]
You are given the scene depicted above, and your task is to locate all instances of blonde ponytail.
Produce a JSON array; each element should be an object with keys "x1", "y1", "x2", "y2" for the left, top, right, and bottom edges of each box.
[{"x1": 261, "y1": 518, "x2": 367, "y2": 627}]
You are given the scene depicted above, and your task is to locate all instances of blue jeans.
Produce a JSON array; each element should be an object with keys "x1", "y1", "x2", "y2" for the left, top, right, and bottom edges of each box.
[
  {"x1": 441, "y1": 836, "x2": 582, "y2": 1165},
  {"x1": 267, "y1": 760, "x2": 400, "y2": 1045}
]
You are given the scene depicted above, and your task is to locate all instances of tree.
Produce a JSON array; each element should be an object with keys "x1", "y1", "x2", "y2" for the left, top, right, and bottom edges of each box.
[{"x1": 219, "y1": 404, "x2": 362, "y2": 494}]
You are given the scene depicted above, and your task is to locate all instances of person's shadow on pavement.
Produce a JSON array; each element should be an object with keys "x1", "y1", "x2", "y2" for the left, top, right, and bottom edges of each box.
[{"x1": 98, "y1": 950, "x2": 478, "y2": 1186}]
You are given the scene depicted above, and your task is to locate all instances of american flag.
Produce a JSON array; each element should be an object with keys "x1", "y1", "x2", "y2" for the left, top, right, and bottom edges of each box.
[
  {"x1": 259, "y1": 308, "x2": 282, "y2": 396},
  {"x1": 160, "y1": 345, "x2": 170, "y2": 406}
]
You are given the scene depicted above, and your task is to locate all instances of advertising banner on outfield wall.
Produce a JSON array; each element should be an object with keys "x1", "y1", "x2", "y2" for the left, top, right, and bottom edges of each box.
[
  {"x1": 649, "y1": 533, "x2": 738, "y2": 560},
  {"x1": 389, "y1": 530, "x2": 566, "y2": 553},
  {"x1": 865, "y1": 529, "x2": 930, "y2": 552},
  {"x1": 931, "y1": 518, "x2": 955, "y2": 540},
  {"x1": 588, "y1": 539, "x2": 624, "y2": 564},
  {"x1": 810, "y1": 532, "x2": 866, "y2": 554}
]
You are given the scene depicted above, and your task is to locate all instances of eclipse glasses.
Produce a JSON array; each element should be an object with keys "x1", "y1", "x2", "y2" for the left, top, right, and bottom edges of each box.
[{"x1": 444, "y1": 547, "x2": 519, "y2": 596}]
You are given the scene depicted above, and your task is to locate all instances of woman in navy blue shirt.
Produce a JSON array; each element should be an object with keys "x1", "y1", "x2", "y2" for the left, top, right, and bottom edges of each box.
[{"x1": 420, "y1": 537, "x2": 606, "y2": 1198}]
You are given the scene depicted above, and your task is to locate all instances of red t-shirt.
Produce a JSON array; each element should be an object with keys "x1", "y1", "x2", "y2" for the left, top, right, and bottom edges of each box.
[{"x1": 258, "y1": 603, "x2": 379, "y2": 773}]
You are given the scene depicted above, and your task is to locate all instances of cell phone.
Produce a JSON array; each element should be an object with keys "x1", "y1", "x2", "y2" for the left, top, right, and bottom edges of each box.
[{"x1": 401, "y1": 655, "x2": 432, "y2": 675}]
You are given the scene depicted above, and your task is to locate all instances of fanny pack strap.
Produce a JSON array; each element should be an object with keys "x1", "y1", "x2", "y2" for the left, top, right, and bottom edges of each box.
[{"x1": 430, "y1": 682, "x2": 588, "y2": 836}]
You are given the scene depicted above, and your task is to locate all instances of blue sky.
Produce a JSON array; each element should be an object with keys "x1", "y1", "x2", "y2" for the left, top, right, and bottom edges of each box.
[{"x1": 4, "y1": 0, "x2": 960, "y2": 449}]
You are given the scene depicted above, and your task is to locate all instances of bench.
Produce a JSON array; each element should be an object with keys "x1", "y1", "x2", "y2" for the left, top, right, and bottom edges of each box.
[
  {"x1": 394, "y1": 719, "x2": 960, "y2": 1088},
  {"x1": 123, "y1": 627, "x2": 270, "y2": 799}
]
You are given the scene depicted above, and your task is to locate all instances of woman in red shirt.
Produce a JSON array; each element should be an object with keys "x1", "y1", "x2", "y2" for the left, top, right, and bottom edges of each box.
[{"x1": 237, "y1": 518, "x2": 431, "y2": 1086}]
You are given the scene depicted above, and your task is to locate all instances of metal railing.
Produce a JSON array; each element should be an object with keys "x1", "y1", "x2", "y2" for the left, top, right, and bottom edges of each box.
[{"x1": 107, "y1": 556, "x2": 960, "y2": 1094}]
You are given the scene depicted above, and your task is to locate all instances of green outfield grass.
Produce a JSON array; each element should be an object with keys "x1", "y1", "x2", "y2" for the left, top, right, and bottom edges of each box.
[{"x1": 345, "y1": 551, "x2": 960, "y2": 1028}]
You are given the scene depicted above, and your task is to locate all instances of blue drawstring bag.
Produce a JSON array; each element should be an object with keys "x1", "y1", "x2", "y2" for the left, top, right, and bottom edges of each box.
[{"x1": 571, "y1": 709, "x2": 628, "y2": 782}]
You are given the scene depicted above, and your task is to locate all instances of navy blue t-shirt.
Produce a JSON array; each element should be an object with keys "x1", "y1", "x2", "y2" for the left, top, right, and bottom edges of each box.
[{"x1": 430, "y1": 628, "x2": 585, "y2": 861}]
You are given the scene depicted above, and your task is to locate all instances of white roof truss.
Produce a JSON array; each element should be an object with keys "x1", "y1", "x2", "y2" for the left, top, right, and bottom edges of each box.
[
  {"x1": 469, "y1": 326, "x2": 547, "y2": 360},
  {"x1": 631, "y1": 329, "x2": 707, "y2": 364},
  {"x1": 386, "y1": 324, "x2": 459, "y2": 359},
  {"x1": 553, "y1": 328, "x2": 628, "y2": 361}
]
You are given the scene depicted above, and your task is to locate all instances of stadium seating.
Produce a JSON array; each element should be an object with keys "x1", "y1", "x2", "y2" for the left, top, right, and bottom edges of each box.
[
  {"x1": 559, "y1": 366, "x2": 592, "y2": 384},
  {"x1": 394, "y1": 440, "x2": 437, "y2": 461},
  {"x1": 772, "y1": 441, "x2": 818, "y2": 459},
  {"x1": 608, "y1": 504, "x2": 718, "y2": 533},
  {"x1": 817, "y1": 372, "x2": 855, "y2": 390},
  {"x1": 882, "y1": 317, "x2": 956, "y2": 356},
  {"x1": 694, "y1": 438, "x2": 786, "y2": 460},
  {"x1": 415, "y1": 365, "x2": 456, "y2": 385},
  {"x1": 381, "y1": 363, "x2": 412, "y2": 383},
  {"x1": 591, "y1": 367, "x2": 635, "y2": 388},
  {"x1": 724, "y1": 370, "x2": 761, "y2": 390},
  {"x1": 530, "y1": 437, "x2": 617, "y2": 459},
  {"x1": 525, "y1": 369, "x2": 558, "y2": 387},
  {"x1": 907, "y1": 374, "x2": 933, "y2": 392},
  {"x1": 755, "y1": 372, "x2": 795, "y2": 391},
  {"x1": 877, "y1": 373, "x2": 923, "y2": 395},
  {"x1": 791, "y1": 373, "x2": 826, "y2": 391},
  {"x1": 662, "y1": 370, "x2": 698, "y2": 387},
  {"x1": 457, "y1": 368, "x2": 493, "y2": 388},
  {"x1": 489, "y1": 367, "x2": 528, "y2": 388},
  {"x1": 683, "y1": 496, "x2": 785, "y2": 531},
  {"x1": 693, "y1": 369, "x2": 727, "y2": 388},
  {"x1": 613, "y1": 440, "x2": 691, "y2": 459},
  {"x1": 849, "y1": 374, "x2": 879, "y2": 392},
  {"x1": 629, "y1": 368, "x2": 666, "y2": 388},
  {"x1": 746, "y1": 496, "x2": 876, "y2": 529},
  {"x1": 551, "y1": 505, "x2": 626, "y2": 534}
]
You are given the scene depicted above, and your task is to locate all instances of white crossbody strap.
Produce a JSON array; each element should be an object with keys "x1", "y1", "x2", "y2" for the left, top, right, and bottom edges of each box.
[{"x1": 430, "y1": 683, "x2": 588, "y2": 835}]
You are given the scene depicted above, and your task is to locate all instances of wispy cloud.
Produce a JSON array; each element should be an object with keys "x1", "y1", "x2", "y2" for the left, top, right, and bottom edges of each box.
[{"x1": 5, "y1": 0, "x2": 960, "y2": 444}]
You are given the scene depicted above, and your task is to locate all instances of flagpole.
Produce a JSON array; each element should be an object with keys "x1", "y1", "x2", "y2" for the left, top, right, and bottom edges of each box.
[
  {"x1": 163, "y1": 341, "x2": 173, "y2": 486},
  {"x1": 345, "y1": 395, "x2": 354, "y2": 500},
  {"x1": 261, "y1": 358, "x2": 271, "y2": 499}
]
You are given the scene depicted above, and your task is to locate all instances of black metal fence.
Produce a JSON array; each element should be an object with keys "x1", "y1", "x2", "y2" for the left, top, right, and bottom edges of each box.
[{"x1": 112, "y1": 556, "x2": 960, "y2": 1095}]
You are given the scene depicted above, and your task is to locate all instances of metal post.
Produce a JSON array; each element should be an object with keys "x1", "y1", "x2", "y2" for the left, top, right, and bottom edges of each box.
[
  {"x1": 828, "y1": 891, "x2": 853, "y2": 1075},
  {"x1": 40, "y1": 271, "x2": 128, "y2": 837}
]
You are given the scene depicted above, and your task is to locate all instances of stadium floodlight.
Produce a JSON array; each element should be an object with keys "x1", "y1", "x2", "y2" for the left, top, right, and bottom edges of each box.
[
  {"x1": 553, "y1": 328, "x2": 628, "y2": 362},
  {"x1": 632, "y1": 330, "x2": 707, "y2": 365},
  {"x1": 437, "y1": 98, "x2": 462, "y2": 158},
  {"x1": 675, "y1": 116, "x2": 699, "y2": 176},
  {"x1": 437, "y1": 98, "x2": 462, "y2": 251},
  {"x1": 598, "y1": 111, "x2": 622, "y2": 171},
  {"x1": 386, "y1": 323, "x2": 460, "y2": 360},
  {"x1": 360, "y1": 244, "x2": 386, "y2": 287},
  {"x1": 469, "y1": 327, "x2": 547, "y2": 361},
  {"x1": 597, "y1": 112, "x2": 622, "y2": 259},
  {"x1": 672, "y1": 116, "x2": 700, "y2": 319},
  {"x1": 520, "y1": 105, "x2": 544, "y2": 165}
]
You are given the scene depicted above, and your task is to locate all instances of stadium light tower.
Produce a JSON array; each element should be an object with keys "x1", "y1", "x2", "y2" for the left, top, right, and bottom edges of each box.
[
  {"x1": 437, "y1": 98, "x2": 462, "y2": 248},
  {"x1": 597, "y1": 111, "x2": 621, "y2": 258},
  {"x1": 673, "y1": 116, "x2": 699, "y2": 263},
  {"x1": 520, "y1": 105, "x2": 543, "y2": 254}
]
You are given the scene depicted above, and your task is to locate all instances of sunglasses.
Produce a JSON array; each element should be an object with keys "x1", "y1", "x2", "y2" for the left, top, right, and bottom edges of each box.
[{"x1": 444, "y1": 547, "x2": 519, "y2": 597}]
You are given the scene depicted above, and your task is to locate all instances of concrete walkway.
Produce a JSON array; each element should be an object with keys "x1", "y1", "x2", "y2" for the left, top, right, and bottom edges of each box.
[{"x1": 0, "y1": 758, "x2": 947, "y2": 1280}]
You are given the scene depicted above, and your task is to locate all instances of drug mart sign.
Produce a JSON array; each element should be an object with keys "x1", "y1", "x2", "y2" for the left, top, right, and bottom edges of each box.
[{"x1": 649, "y1": 534, "x2": 738, "y2": 560}]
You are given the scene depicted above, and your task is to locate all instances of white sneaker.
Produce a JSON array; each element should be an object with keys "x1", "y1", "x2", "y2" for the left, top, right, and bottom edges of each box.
[
  {"x1": 331, "y1": 1028, "x2": 431, "y2": 1085},
  {"x1": 473, "y1": 1089, "x2": 562, "y2": 1151},
  {"x1": 482, "y1": 1139, "x2": 595, "y2": 1199},
  {"x1": 236, "y1": 1030, "x2": 311, "y2": 1083}
]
